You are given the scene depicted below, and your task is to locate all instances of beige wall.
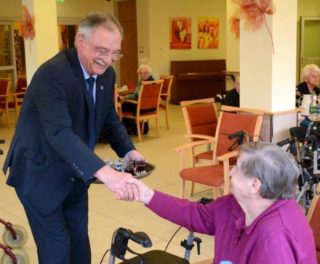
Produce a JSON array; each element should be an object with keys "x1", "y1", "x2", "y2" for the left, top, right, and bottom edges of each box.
[
  {"x1": 137, "y1": 0, "x2": 227, "y2": 75},
  {"x1": 296, "y1": 0, "x2": 320, "y2": 82},
  {"x1": 1, "y1": 0, "x2": 319, "y2": 81}
]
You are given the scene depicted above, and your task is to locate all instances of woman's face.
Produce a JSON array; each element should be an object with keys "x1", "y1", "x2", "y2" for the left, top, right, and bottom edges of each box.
[
  {"x1": 306, "y1": 70, "x2": 320, "y2": 86},
  {"x1": 139, "y1": 67, "x2": 151, "y2": 81},
  {"x1": 230, "y1": 153, "x2": 256, "y2": 202}
]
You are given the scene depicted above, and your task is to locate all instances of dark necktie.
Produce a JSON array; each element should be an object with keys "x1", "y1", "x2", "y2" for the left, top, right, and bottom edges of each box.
[{"x1": 86, "y1": 77, "x2": 95, "y2": 150}]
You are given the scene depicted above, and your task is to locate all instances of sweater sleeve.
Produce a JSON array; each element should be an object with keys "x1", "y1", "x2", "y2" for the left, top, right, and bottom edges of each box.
[{"x1": 146, "y1": 190, "x2": 216, "y2": 235}]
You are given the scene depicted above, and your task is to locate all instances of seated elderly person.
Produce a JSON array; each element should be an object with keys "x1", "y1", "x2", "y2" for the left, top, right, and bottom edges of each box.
[
  {"x1": 296, "y1": 64, "x2": 320, "y2": 106},
  {"x1": 120, "y1": 63, "x2": 156, "y2": 135},
  {"x1": 121, "y1": 142, "x2": 316, "y2": 264},
  {"x1": 223, "y1": 75, "x2": 240, "y2": 107},
  {"x1": 292, "y1": 64, "x2": 320, "y2": 140}
]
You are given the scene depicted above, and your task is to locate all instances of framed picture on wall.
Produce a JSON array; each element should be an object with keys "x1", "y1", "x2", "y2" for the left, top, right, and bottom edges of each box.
[
  {"x1": 198, "y1": 17, "x2": 219, "y2": 49},
  {"x1": 170, "y1": 17, "x2": 191, "y2": 49}
]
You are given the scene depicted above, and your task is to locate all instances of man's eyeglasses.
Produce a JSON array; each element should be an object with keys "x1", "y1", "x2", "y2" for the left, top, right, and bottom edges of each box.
[{"x1": 95, "y1": 48, "x2": 123, "y2": 62}]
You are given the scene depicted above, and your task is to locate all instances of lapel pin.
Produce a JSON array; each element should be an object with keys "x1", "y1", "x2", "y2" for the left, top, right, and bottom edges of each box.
[{"x1": 101, "y1": 85, "x2": 104, "y2": 90}]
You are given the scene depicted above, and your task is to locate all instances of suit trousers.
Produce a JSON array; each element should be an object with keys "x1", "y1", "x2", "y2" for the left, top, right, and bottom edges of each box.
[{"x1": 17, "y1": 178, "x2": 90, "y2": 264}]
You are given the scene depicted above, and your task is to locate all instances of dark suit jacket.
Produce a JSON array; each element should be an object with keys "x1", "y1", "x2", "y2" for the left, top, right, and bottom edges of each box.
[{"x1": 3, "y1": 48, "x2": 135, "y2": 214}]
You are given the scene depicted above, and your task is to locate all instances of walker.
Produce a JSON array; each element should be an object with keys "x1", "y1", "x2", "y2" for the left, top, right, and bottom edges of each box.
[
  {"x1": 0, "y1": 140, "x2": 29, "y2": 264},
  {"x1": 0, "y1": 218, "x2": 29, "y2": 264}
]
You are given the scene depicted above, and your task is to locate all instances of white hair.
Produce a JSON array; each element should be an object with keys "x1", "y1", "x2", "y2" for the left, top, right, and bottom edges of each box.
[{"x1": 301, "y1": 64, "x2": 320, "y2": 81}]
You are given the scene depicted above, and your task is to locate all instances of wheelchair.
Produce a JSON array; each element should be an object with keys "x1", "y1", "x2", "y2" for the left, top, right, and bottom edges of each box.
[{"x1": 278, "y1": 121, "x2": 320, "y2": 212}]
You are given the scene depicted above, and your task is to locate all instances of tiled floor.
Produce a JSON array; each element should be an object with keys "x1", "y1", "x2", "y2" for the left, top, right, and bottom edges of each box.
[{"x1": 0, "y1": 105, "x2": 214, "y2": 263}]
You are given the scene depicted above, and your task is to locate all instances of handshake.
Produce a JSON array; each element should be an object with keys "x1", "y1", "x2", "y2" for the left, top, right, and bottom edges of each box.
[
  {"x1": 114, "y1": 177, "x2": 155, "y2": 204},
  {"x1": 94, "y1": 150, "x2": 155, "y2": 204}
]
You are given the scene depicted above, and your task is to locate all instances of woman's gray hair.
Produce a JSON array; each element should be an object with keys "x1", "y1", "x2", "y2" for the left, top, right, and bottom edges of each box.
[
  {"x1": 239, "y1": 141, "x2": 299, "y2": 199},
  {"x1": 137, "y1": 63, "x2": 153, "y2": 74},
  {"x1": 77, "y1": 12, "x2": 124, "y2": 40},
  {"x1": 301, "y1": 64, "x2": 320, "y2": 81}
]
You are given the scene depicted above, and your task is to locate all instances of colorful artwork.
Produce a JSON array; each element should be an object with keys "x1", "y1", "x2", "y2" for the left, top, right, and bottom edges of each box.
[
  {"x1": 198, "y1": 17, "x2": 219, "y2": 49},
  {"x1": 170, "y1": 17, "x2": 191, "y2": 49}
]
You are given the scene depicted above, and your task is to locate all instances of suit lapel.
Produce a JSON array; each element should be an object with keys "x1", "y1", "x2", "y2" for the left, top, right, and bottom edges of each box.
[
  {"x1": 95, "y1": 76, "x2": 105, "y2": 130},
  {"x1": 64, "y1": 48, "x2": 91, "y2": 110}
]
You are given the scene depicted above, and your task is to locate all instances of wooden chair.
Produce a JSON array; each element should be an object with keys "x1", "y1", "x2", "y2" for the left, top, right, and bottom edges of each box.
[
  {"x1": 0, "y1": 78, "x2": 15, "y2": 127},
  {"x1": 180, "y1": 98, "x2": 219, "y2": 196},
  {"x1": 114, "y1": 88, "x2": 122, "y2": 120},
  {"x1": 176, "y1": 105, "x2": 264, "y2": 198},
  {"x1": 13, "y1": 76, "x2": 27, "y2": 112},
  {"x1": 159, "y1": 74, "x2": 174, "y2": 129},
  {"x1": 121, "y1": 79, "x2": 164, "y2": 141},
  {"x1": 126, "y1": 80, "x2": 136, "y2": 92},
  {"x1": 307, "y1": 183, "x2": 320, "y2": 263}
]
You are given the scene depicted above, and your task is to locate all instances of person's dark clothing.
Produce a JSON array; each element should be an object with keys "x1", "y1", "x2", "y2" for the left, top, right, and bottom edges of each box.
[
  {"x1": 222, "y1": 88, "x2": 239, "y2": 107},
  {"x1": 296, "y1": 81, "x2": 320, "y2": 106},
  {"x1": 2, "y1": 47, "x2": 135, "y2": 264}
]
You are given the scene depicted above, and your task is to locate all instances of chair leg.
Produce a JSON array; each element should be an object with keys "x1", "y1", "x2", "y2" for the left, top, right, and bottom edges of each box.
[
  {"x1": 212, "y1": 187, "x2": 220, "y2": 199},
  {"x1": 190, "y1": 182, "x2": 195, "y2": 196},
  {"x1": 156, "y1": 117, "x2": 159, "y2": 138},
  {"x1": 180, "y1": 179, "x2": 186, "y2": 198},
  {"x1": 137, "y1": 120, "x2": 142, "y2": 141},
  {"x1": 5, "y1": 108, "x2": 10, "y2": 128},
  {"x1": 165, "y1": 108, "x2": 169, "y2": 130}
]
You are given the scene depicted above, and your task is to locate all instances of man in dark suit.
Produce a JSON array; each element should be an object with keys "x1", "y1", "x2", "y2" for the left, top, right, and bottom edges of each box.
[{"x1": 2, "y1": 12, "x2": 142, "y2": 264}]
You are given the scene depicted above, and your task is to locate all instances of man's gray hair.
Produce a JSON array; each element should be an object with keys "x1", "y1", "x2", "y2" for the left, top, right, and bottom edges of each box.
[
  {"x1": 77, "y1": 12, "x2": 124, "y2": 40},
  {"x1": 239, "y1": 142, "x2": 299, "y2": 199}
]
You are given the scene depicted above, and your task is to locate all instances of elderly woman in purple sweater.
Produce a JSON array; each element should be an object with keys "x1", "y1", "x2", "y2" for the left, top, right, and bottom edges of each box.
[{"x1": 121, "y1": 142, "x2": 316, "y2": 264}]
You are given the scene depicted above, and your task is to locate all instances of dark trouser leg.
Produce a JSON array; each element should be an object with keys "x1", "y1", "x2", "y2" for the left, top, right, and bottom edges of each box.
[{"x1": 16, "y1": 179, "x2": 90, "y2": 264}]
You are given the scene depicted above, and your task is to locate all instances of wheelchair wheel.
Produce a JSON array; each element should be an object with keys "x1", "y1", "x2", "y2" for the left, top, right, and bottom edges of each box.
[
  {"x1": 0, "y1": 248, "x2": 29, "y2": 264},
  {"x1": 2, "y1": 225, "x2": 27, "y2": 249}
]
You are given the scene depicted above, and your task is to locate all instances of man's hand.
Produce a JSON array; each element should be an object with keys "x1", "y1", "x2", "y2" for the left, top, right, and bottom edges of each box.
[
  {"x1": 124, "y1": 150, "x2": 144, "y2": 162},
  {"x1": 116, "y1": 178, "x2": 155, "y2": 204},
  {"x1": 94, "y1": 165, "x2": 139, "y2": 200}
]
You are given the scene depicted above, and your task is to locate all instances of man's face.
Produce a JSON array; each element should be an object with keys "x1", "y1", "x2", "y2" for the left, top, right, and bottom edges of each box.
[{"x1": 76, "y1": 26, "x2": 122, "y2": 76}]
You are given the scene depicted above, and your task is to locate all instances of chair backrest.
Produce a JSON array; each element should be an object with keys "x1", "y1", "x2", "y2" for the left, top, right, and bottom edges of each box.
[
  {"x1": 159, "y1": 75, "x2": 174, "y2": 100},
  {"x1": 137, "y1": 80, "x2": 164, "y2": 112},
  {"x1": 307, "y1": 183, "x2": 320, "y2": 263},
  {"x1": 181, "y1": 98, "x2": 218, "y2": 141},
  {"x1": 0, "y1": 79, "x2": 9, "y2": 104},
  {"x1": 16, "y1": 76, "x2": 27, "y2": 93},
  {"x1": 214, "y1": 105, "x2": 263, "y2": 157},
  {"x1": 126, "y1": 80, "x2": 136, "y2": 91}
]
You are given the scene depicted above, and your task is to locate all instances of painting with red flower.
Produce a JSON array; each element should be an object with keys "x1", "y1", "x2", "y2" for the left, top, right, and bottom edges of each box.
[
  {"x1": 170, "y1": 17, "x2": 191, "y2": 49},
  {"x1": 198, "y1": 17, "x2": 219, "y2": 49}
]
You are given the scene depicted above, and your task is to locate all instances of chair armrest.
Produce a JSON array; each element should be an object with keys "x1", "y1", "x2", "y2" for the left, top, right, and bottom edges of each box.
[
  {"x1": 175, "y1": 139, "x2": 213, "y2": 153},
  {"x1": 217, "y1": 150, "x2": 239, "y2": 162},
  {"x1": 13, "y1": 91, "x2": 26, "y2": 96},
  {"x1": 218, "y1": 150, "x2": 239, "y2": 195},
  {"x1": 184, "y1": 134, "x2": 215, "y2": 141},
  {"x1": 121, "y1": 99, "x2": 137, "y2": 105}
]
